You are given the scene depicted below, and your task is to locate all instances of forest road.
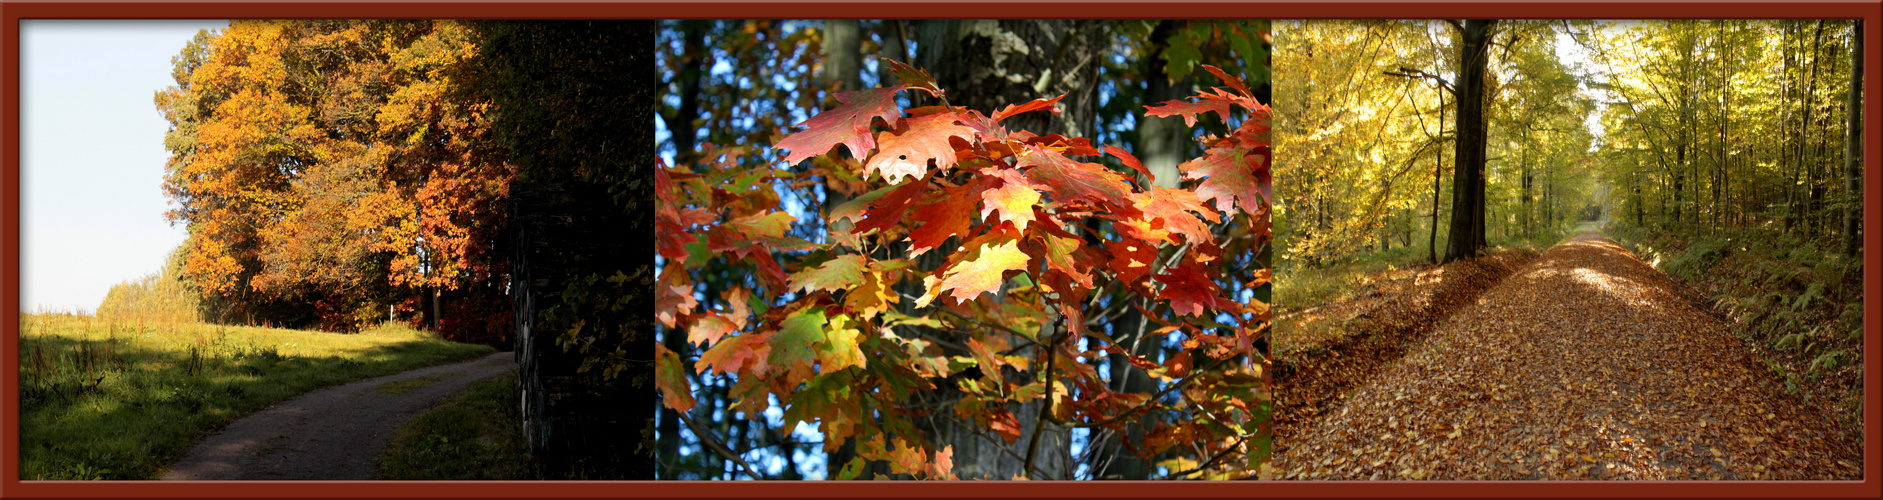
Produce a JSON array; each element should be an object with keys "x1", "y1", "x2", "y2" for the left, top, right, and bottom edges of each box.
[
  {"x1": 159, "y1": 351, "x2": 516, "y2": 480},
  {"x1": 1276, "y1": 230, "x2": 1860, "y2": 480}
]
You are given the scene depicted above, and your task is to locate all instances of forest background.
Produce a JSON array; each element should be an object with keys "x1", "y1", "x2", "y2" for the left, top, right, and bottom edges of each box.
[{"x1": 1276, "y1": 19, "x2": 1865, "y2": 443}]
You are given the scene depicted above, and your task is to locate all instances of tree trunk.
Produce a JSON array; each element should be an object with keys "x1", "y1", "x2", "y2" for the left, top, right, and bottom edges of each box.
[
  {"x1": 911, "y1": 20, "x2": 1099, "y2": 480},
  {"x1": 1444, "y1": 20, "x2": 1494, "y2": 263},
  {"x1": 1430, "y1": 89, "x2": 1447, "y2": 265},
  {"x1": 1844, "y1": 21, "x2": 1864, "y2": 256}
]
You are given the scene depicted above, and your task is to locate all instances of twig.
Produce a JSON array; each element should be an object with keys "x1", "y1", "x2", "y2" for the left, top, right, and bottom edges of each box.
[
  {"x1": 1020, "y1": 310, "x2": 1064, "y2": 478},
  {"x1": 1046, "y1": 354, "x2": 1231, "y2": 429},
  {"x1": 1161, "y1": 433, "x2": 1252, "y2": 479},
  {"x1": 677, "y1": 411, "x2": 766, "y2": 480}
]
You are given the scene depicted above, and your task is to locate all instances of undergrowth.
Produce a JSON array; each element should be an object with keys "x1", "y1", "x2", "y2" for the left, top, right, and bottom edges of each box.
[
  {"x1": 1609, "y1": 224, "x2": 1863, "y2": 433},
  {"x1": 378, "y1": 373, "x2": 615, "y2": 480}
]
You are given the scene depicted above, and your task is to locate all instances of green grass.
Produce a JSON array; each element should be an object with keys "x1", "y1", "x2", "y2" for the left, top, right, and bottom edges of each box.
[
  {"x1": 373, "y1": 373, "x2": 464, "y2": 395},
  {"x1": 18, "y1": 313, "x2": 496, "y2": 480},
  {"x1": 1276, "y1": 244, "x2": 1429, "y2": 313},
  {"x1": 377, "y1": 373, "x2": 539, "y2": 480},
  {"x1": 378, "y1": 373, "x2": 624, "y2": 480}
]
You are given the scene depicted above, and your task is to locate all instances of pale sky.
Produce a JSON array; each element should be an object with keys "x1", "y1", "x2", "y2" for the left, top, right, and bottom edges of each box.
[{"x1": 21, "y1": 20, "x2": 229, "y2": 313}]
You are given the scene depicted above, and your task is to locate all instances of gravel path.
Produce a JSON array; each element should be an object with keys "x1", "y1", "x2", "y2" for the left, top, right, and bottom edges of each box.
[
  {"x1": 160, "y1": 351, "x2": 516, "y2": 480},
  {"x1": 1277, "y1": 232, "x2": 1861, "y2": 480}
]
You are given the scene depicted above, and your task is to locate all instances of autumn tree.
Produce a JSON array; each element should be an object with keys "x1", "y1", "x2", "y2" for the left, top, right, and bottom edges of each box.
[
  {"x1": 655, "y1": 20, "x2": 1272, "y2": 480},
  {"x1": 156, "y1": 20, "x2": 646, "y2": 345}
]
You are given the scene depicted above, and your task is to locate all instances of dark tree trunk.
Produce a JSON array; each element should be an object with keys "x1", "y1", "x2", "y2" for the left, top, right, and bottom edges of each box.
[
  {"x1": 907, "y1": 20, "x2": 1102, "y2": 480},
  {"x1": 1844, "y1": 22, "x2": 1864, "y2": 256},
  {"x1": 1444, "y1": 20, "x2": 1494, "y2": 263}
]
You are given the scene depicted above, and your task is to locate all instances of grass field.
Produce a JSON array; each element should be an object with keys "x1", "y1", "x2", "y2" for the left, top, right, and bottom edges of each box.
[{"x1": 18, "y1": 313, "x2": 495, "y2": 480}]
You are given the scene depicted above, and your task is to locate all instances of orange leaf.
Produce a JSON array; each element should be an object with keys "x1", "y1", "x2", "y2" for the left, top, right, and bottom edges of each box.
[
  {"x1": 865, "y1": 112, "x2": 974, "y2": 184},
  {"x1": 934, "y1": 239, "x2": 1031, "y2": 305},
  {"x1": 980, "y1": 167, "x2": 1041, "y2": 232},
  {"x1": 774, "y1": 85, "x2": 905, "y2": 164}
]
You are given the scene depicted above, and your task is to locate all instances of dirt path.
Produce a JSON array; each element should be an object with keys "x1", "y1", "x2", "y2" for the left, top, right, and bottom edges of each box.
[
  {"x1": 1276, "y1": 231, "x2": 1861, "y2": 480},
  {"x1": 160, "y1": 351, "x2": 516, "y2": 480}
]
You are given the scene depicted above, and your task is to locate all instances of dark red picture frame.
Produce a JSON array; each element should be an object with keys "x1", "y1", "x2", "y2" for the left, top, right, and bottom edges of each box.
[{"x1": 2, "y1": 1, "x2": 1877, "y2": 499}]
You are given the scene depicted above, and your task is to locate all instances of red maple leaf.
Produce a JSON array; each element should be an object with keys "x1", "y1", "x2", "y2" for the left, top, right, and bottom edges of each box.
[{"x1": 774, "y1": 85, "x2": 906, "y2": 164}]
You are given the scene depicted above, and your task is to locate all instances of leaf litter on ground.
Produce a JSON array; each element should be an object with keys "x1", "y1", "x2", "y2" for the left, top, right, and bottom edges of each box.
[{"x1": 1276, "y1": 232, "x2": 1861, "y2": 480}]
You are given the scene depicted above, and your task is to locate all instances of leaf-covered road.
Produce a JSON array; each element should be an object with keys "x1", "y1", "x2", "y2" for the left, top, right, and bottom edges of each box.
[{"x1": 1277, "y1": 231, "x2": 1861, "y2": 480}]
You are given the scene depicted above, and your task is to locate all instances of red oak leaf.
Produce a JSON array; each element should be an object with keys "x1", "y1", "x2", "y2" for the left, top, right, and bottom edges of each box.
[
  {"x1": 882, "y1": 59, "x2": 943, "y2": 98},
  {"x1": 1019, "y1": 145, "x2": 1141, "y2": 220},
  {"x1": 1144, "y1": 98, "x2": 1233, "y2": 128},
  {"x1": 720, "y1": 286, "x2": 753, "y2": 329},
  {"x1": 931, "y1": 239, "x2": 1030, "y2": 305},
  {"x1": 1154, "y1": 263, "x2": 1236, "y2": 318},
  {"x1": 768, "y1": 307, "x2": 827, "y2": 371},
  {"x1": 687, "y1": 314, "x2": 739, "y2": 347},
  {"x1": 1103, "y1": 144, "x2": 1153, "y2": 183},
  {"x1": 789, "y1": 254, "x2": 867, "y2": 295},
  {"x1": 722, "y1": 211, "x2": 796, "y2": 241},
  {"x1": 1028, "y1": 231, "x2": 1093, "y2": 289},
  {"x1": 959, "y1": 110, "x2": 1008, "y2": 144},
  {"x1": 992, "y1": 93, "x2": 1065, "y2": 123},
  {"x1": 908, "y1": 179, "x2": 985, "y2": 257},
  {"x1": 656, "y1": 344, "x2": 696, "y2": 412},
  {"x1": 1126, "y1": 187, "x2": 1221, "y2": 245},
  {"x1": 987, "y1": 408, "x2": 1024, "y2": 444},
  {"x1": 1180, "y1": 146, "x2": 1270, "y2": 216},
  {"x1": 698, "y1": 331, "x2": 773, "y2": 376},
  {"x1": 1105, "y1": 238, "x2": 1158, "y2": 290},
  {"x1": 655, "y1": 262, "x2": 696, "y2": 328},
  {"x1": 1202, "y1": 64, "x2": 1255, "y2": 102},
  {"x1": 979, "y1": 167, "x2": 1040, "y2": 232},
  {"x1": 774, "y1": 85, "x2": 906, "y2": 164},
  {"x1": 851, "y1": 176, "x2": 930, "y2": 235},
  {"x1": 866, "y1": 112, "x2": 975, "y2": 184}
]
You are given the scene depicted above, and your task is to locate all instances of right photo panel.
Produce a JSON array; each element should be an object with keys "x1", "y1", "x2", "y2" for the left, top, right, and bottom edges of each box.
[{"x1": 1272, "y1": 19, "x2": 1863, "y2": 480}]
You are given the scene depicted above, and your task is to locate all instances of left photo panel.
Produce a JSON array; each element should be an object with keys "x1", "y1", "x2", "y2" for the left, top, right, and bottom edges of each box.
[
  {"x1": 654, "y1": 20, "x2": 1272, "y2": 480},
  {"x1": 19, "y1": 20, "x2": 654, "y2": 480}
]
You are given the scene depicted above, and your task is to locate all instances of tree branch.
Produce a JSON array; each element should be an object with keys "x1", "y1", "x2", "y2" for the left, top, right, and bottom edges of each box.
[
  {"x1": 1020, "y1": 310, "x2": 1064, "y2": 478},
  {"x1": 677, "y1": 411, "x2": 766, "y2": 480}
]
